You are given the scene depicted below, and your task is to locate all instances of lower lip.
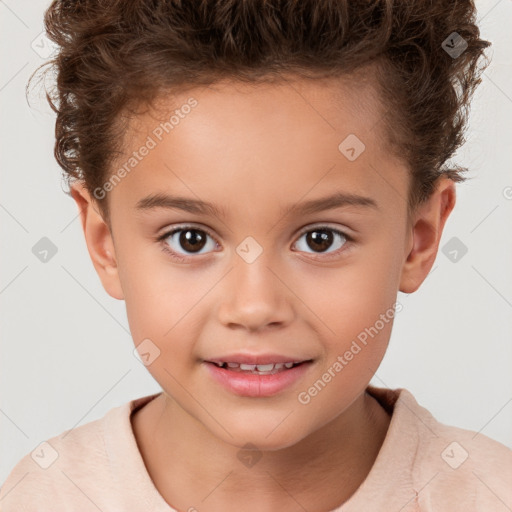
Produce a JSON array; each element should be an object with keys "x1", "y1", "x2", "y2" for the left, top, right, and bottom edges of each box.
[{"x1": 204, "y1": 361, "x2": 313, "y2": 398}]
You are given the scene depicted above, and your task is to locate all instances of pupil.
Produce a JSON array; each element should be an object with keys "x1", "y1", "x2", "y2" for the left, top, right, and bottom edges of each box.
[
  {"x1": 180, "y1": 230, "x2": 205, "y2": 253},
  {"x1": 307, "y1": 230, "x2": 332, "y2": 252}
]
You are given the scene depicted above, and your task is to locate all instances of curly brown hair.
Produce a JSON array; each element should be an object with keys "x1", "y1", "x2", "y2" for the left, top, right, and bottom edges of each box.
[{"x1": 29, "y1": 0, "x2": 491, "y2": 222}]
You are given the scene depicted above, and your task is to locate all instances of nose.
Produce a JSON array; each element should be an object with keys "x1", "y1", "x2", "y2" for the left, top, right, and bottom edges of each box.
[{"x1": 216, "y1": 251, "x2": 295, "y2": 333}]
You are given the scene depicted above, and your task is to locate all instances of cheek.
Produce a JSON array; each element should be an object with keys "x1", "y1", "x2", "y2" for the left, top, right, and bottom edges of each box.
[
  {"x1": 123, "y1": 270, "x2": 201, "y2": 346},
  {"x1": 297, "y1": 241, "x2": 403, "y2": 385},
  {"x1": 303, "y1": 245, "x2": 402, "y2": 337},
  {"x1": 119, "y1": 249, "x2": 221, "y2": 382},
  {"x1": 115, "y1": 238, "x2": 190, "y2": 344},
  {"x1": 122, "y1": 267, "x2": 203, "y2": 391},
  {"x1": 295, "y1": 268, "x2": 399, "y2": 417}
]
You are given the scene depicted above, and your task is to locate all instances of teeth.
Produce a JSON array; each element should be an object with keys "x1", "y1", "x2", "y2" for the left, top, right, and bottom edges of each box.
[
  {"x1": 239, "y1": 363, "x2": 256, "y2": 371},
  {"x1": 256, "y1": 364, "x2": 274, "y2": 372},
  {"x1": 213, "y1": 361, "x2": 299, "y2": 371}
]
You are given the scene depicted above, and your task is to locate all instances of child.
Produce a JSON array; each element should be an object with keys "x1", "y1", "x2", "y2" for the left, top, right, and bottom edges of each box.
[{"x1": 1, "y1": 0, "x2": 511, "y2": 510}]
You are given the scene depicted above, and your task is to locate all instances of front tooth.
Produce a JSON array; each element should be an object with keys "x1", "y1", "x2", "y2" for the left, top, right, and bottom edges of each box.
[
  {"x1": 256, "y1": 364, "x2": 274, "y2": 372},
  {"x1": 274, "y1": 363, "x2": 285, "y2": 370},
  {"x1": 284, "y1": 362, "x2": 294, "y2": 369},
  {"x1": 239, "y1": 363, "x2": 256, "y2": 371},
  {"x1": 227, "y1": 362, "x2": 239, "y2": 368}
]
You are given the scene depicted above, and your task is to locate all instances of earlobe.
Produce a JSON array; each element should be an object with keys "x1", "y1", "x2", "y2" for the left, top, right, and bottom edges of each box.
[
  {"x1": 70, "y1": 182, "x2": 124, "y2": 300},
  {"x1": 399, "y1": 177, "x2": 456, "y2": 293}
]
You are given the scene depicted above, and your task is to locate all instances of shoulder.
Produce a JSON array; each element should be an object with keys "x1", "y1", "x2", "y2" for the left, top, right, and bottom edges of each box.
[
  {"x1": 397, "y1": 388, "x2": 512, "y2": 510},
  {"x1": 0, "y1": 400, "x2": 129, "y2": 511}
]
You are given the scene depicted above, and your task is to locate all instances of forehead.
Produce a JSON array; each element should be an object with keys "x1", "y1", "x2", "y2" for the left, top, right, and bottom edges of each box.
[
  {"x1": 109, "y1": 73, "x2": 407, "y2": 218},
  {"x1": 129, "y1": 72, "x2": 385, "y2": 153}
]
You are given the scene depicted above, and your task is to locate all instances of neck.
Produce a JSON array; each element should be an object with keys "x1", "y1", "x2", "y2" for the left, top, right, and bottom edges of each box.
[{"x1": 132, "y1": 390, "x2": 391, "y2": 512}]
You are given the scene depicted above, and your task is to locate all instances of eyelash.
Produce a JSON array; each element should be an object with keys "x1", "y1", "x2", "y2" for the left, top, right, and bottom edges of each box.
[{"x1": 156, "y1": 224, "x2": 353, "y2": 263}]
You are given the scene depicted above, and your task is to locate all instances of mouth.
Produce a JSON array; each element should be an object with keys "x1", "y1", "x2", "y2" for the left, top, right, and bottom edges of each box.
[
  {"x1": 206, "y1": 361, "x2": 309, "y2": 375},
  {"x1": 203, "y1": 353, "x2": 315, "y2": 397}
]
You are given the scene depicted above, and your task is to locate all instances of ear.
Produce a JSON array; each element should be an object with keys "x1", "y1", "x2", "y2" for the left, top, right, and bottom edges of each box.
[
  {"x1": 399, "y1": 177, "x2": 456, "y2": 293},
  {"x1": 70, "y1": 182, "x2": 124, "y2": 300}
]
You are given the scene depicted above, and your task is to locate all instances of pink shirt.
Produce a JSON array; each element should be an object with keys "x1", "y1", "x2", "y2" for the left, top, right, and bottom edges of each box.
[{"x1": 1, "y1": 385, "x2": 511, "y2": 511}]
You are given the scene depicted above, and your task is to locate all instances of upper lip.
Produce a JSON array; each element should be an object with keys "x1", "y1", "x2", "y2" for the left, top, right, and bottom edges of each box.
[{"x1": 205, "y1": 353, "x2": 313, "y2": 365}]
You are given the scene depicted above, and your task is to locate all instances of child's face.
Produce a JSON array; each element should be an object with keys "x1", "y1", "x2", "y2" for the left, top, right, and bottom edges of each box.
[{"x1": 74, "y1": 76, "x2": 454, "y2": 449}]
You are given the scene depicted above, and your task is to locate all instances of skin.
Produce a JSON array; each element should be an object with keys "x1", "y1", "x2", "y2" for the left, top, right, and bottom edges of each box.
[{"x1": 71, "y1": 75, "x2": 455, "y2": 512}]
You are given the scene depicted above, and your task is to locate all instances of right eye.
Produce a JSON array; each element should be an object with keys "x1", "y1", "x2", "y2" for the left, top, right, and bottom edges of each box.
[{"x1": 157, "y1": 225, "x2": 219, "y2": 261}]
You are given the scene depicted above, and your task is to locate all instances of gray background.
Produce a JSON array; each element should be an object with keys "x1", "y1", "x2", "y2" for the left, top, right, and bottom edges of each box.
[{"x1": 1, "y1": 0, "x2": 511, "y2": 485}]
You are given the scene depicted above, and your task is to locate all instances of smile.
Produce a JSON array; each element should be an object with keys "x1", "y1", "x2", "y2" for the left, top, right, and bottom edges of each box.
[
  {"x1": 204, "y1": 360, "x2": 313, "y2": 397},
  {"x1": 210, "y1": 361, "x2": 303, "y2": 374}
]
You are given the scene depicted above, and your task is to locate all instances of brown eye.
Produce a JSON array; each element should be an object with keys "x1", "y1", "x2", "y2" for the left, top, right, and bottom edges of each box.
[
  {"x1": 177, "y1": 229, "x2": 207, "y2": 253},
  {"x1": 161, "y1": 225, "x2": 218, "y2": 258},
  {"x1": 294, "y1": 227, "x2": 348, "y2": 256},
  {"x1": 305, "y1": 230, "x2": 334, "y2": 252}
]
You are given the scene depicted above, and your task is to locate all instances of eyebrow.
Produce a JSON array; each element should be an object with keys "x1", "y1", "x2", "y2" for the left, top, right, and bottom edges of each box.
[{"x1": 135, "y1": 191, "x2": 378, "y2": 218}]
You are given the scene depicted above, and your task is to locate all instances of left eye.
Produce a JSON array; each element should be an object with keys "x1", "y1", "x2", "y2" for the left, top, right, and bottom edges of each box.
[{"x1": 293, "y1": 227, "x2": 348, "y2": 256}]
